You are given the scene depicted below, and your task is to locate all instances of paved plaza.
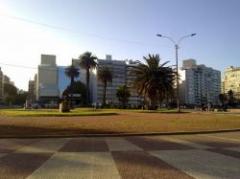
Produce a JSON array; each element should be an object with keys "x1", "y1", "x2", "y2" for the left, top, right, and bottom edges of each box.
[{"x1": 0, "y1": 132, "x2": 240, "y2": 179}]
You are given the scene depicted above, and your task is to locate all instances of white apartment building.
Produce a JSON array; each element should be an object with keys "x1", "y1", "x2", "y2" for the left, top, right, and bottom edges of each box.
[
  {"x1": 126, "y1": 60, "x2": 143, "y2": 108},
  {"x1": 95, "y1": 55, "x2": 126, "y2": 105},
  {"x1": 36, "y1": 55, "x2": 59, "y2": 102},
  {"x1": 222, "y1": 66, "x2": 240, "y2": 99},
  {"x1": 35, "y1": 55, "x2": 91, "y2": 103},
  {"x1": 93, "y1": 56, "x2": 143, "y2": 107},
  {"x1": 182, "y1": 59, "x2": 221, "y2": 106},
  {"x1": 34, "y1": 54, "x2": 143, "y2": 106}
]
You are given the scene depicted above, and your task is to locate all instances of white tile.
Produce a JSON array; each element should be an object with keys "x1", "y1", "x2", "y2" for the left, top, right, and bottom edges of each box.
[
  {"x1": 160, "y1": 136, "x2": 210, "y2": 149},
  {"x1": 150, "y1": 149, "x2": 240, "y2": 179},
  {"x1": 27, "y1": 152, "x2": 120, "y2": 179}
]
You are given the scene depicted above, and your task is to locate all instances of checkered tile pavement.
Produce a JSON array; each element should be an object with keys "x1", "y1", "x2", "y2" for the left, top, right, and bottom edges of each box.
[{"x1": 0, "y1": 132, "x2": 240, "y2": 179}]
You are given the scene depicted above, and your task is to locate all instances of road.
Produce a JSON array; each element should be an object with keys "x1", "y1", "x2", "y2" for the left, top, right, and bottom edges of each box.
[{"x1": 0, "y1": 132, "x2": 240, "y2": 179}]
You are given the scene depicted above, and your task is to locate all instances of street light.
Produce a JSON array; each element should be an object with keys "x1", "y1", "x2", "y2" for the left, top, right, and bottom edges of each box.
[{"x1": 156, "y1": 33, "x2": 196, "y2": 112}]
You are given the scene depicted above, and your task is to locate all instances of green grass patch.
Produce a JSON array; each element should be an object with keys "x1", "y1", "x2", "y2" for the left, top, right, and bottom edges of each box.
[{"x1": 0, "y1": 108, "x2": 118, "y2": 117}]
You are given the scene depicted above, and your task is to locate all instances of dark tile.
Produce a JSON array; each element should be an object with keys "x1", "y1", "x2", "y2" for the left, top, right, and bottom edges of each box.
[
  {"x1": 0, "y1": 152, "x2": 53, "y2": 179},
  {"x1": 59, "y1": 138, "x2": 109, "y2": 152},
  {"x1": 112, "y1": 151, "x2": 193, "y2": 179},
  {"x1": 0, "y1": 139, "x2": 39, "y2": 153}
]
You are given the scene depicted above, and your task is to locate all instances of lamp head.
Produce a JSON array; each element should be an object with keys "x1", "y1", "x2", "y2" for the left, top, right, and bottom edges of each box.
[
  {"x1": 156, "y1": 34, "x2": 162, "y2": 37},
  {"x1": 191, "y1": 33, "x2": 197, "y2": 37}
]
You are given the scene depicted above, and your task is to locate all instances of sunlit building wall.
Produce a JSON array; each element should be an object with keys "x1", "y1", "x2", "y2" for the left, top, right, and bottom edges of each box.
[
  {"x1": 182, "y1": 59, "x2": 221, "y2": 106},
  {"x1": 222, "y1": 66, "x2": 240, "y2": 99},
  {"x1": 126, "y1": 60, "x2": 143, "y2": 108},
  {"x1": 36, "y1": 54, "x2": 59, "y2": 102},
  {"x1": 95, "y1": 55, "x2": 126, "y2": 105}
]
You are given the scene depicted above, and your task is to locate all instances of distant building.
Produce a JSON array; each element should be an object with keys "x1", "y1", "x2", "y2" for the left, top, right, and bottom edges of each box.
[
  {"x1": 36, "y1": 54, "x2": 59, "y2": 102},
  {"x1": 95, "y1": 55, "x2": 126, "y2": 105},
  {"x1": 71, "y1": 58, "x2": 94, "y2": 102},
  {"x1": 126, "y1": 60, "x2": 143, "y2": 108},
  {"x1": 182, "y1": 59, "x2": 221, "y2": 106},
  {"x1": 28, "y1": 79, "x2": 36, "y2": 102},
  {"x1": 222, "y1": 66, "x2": 240, "y2": 99},
  {"x1": 35, "y1": 55, "x2": 91, "y2": 104},
  {"x1": 179, "y1": 80, "x2": 186, "y2": 105},
  {"x1": 33, "y1": 54, "x2": 147, "y2": 107},
  {"x1": 57, "y1": 65, "x2": 86, "y2": 97}
]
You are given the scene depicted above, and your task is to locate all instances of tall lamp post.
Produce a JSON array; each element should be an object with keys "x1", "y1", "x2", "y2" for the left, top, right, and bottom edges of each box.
[{"x1": 156, "y1": 33, "x2": 196, "y2": 112}]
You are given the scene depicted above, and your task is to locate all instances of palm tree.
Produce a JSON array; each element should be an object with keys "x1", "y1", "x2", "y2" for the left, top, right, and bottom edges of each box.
[
  {"x1": 116, "y1": 85, "x2": 131, "y2": 108},
  {"x1": 79, "y1": 52, "x2": 98, "y2": 105},
  {"x1": 65, "y1": 65, "x2": 80, "y2": 107},
  {"x1": 65, "y1": 65, "x2": 80, "y2": 86},
  {"x1": 66, "y1": 81, "x2": 87, "y2": 105},
  {"x1": 131, "y1": 54, "x2": 175, "y2": 110},
  {"x1": 98, "y1": 67, "x2": 112, "y2": 106}
]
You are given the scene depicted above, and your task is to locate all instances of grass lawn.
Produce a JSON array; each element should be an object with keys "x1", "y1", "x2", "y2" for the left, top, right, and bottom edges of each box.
[
  {"x1": 0, "y1": 108, "x2": 117, "y2": 117},
  {"x1": 0, "y1": 108, "x2": 240, "y2": 136}
]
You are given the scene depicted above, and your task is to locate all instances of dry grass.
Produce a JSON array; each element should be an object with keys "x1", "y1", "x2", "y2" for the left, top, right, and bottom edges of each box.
[
  {"x1": 0, "y1": 109, "x2": 240, "y2": 136},
  {"x1": 0, "y1": 108, "x2": 117, "y2": 117}
]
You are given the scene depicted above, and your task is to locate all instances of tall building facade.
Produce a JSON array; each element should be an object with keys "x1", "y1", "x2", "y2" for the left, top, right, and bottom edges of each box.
[
  {"x1": 182, "y1": 59, "x2": 221, "y2": 106},
  {"x1": 35, "y1": 55, "x2": 90, "y2": 103},
  {"x1": 222, "y1": 66, "x2": 240, "y2": 99},
  {"x1": 34, "y1": 54, "x2": 143, "y2": 106},
  {"x1": 28, "y1": 79, "x2": 36, "y2": 102},
  {"x1": 58, "y1": 65, "x2": 86, "y2": 96},
  {"x1": 0, "y1": 68, "x2": 14, "y2": 102},
  {"x1": 126, "y1": 60, "x2": 143, "y2": 107},
  {"x1": 36, "y1": 55, "x2": 59, "y2": 102},
  {"x1": 95, "y1": 55, "x2": 126, "y2": 105}
]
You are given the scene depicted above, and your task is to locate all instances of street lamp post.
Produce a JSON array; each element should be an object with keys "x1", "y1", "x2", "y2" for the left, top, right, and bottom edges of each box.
[{"x1": 156, "y1": 33, "x2": 196, "y2": 112}]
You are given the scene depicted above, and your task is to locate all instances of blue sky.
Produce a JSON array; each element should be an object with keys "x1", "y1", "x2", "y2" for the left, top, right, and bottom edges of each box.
[{"x1": 0, "y1": 0, "x2": 240, "y2": 89}]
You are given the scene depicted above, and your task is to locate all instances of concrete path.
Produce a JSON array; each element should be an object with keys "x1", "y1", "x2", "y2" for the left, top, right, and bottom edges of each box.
[{"x1": 0, "y1": 132, "x2": 240, "y2": 178}]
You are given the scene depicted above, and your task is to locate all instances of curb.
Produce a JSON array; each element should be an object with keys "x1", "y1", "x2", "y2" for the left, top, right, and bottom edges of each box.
[{"x1": 0, "y1": 128, "x2": 240, "y2": 139}]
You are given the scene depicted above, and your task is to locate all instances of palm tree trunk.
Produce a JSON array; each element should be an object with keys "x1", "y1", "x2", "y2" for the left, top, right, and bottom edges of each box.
[
  {"x1": 149, "y1": 97, "x2": 157, "y2": 110},
  {"x1": 103, "y1": 81, "x2": 107, "y2": 107},
  {"x1": 86, "y1": 68, "x2": 90, "y2": 105},
  {"x1": 70, "y1": 77, "x2": 74, "y2": 109},
  {"x1": 122, "y1": 101, "x2": 125, "y2": 109}
]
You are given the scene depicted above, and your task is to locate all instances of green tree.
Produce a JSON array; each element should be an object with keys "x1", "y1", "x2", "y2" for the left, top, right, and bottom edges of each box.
[
  {"x1": 15, "y1": 90, "x2": 28, "y2": 105},
  {"x1": 65, "y1": 81, "x2": 87, "y2": 105},
  {"x1": 65, "y1": 65, "x2": 80, "y2": 86},
  {"x1": 228, "y1": 90, "x2": 235, "y2": 107},
  {"x1": 116, "y1": 85, "x2": 131, "y2": 108},
  {"x1": 97, "y1": 66, "x2": 112, "y2": 106},
  {"x1": 131, "y1": 54, "x2": 175, "y2": 110},
  {"x1": 219, "y1": 93, "x2": 227, "y2": 106},
  {"x1": 4, "y1": 83, "x2": 17, "y2": 96},
  {"x1": 65, "y1": 65, "x2": 80, "y2": 107},
  {"x1": 79, "y1": 52, "x2": 98, "y2": 105},
  {"x1": 3, "y1": 83, "x2": 18, "y2": 105}
]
